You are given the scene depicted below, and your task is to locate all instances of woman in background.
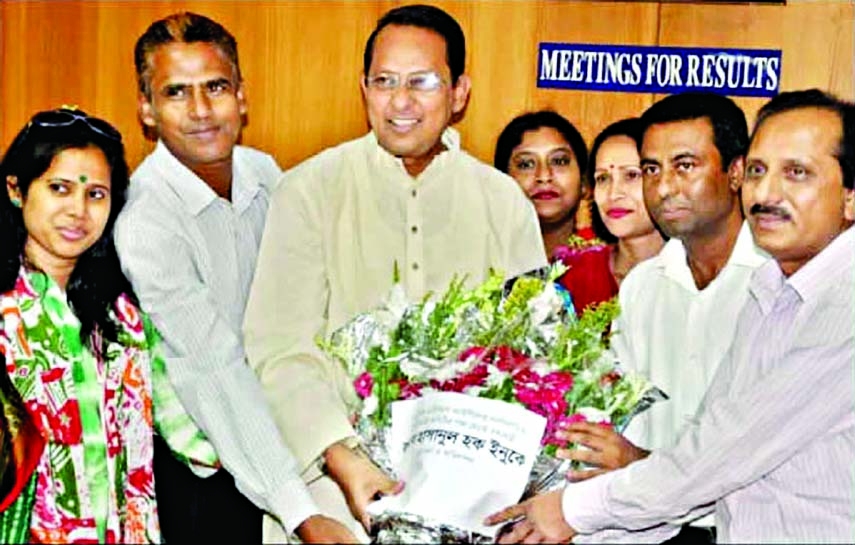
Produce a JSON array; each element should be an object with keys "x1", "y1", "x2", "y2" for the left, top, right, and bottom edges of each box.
[
  {"x1": 494, "y1": 110, "x2": 591, "y2": 260},
  {"x1": 587, "y1": 118, "x2": 664, "y2": 286},
  {"x1": 0, "y1": 108, "x2": 216, "y2": 543},
  {"x1": 550, "y1": 118, "x2": 665, "y2": 314}
]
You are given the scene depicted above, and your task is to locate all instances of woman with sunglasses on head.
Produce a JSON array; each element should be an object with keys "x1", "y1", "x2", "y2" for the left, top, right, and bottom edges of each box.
[
  {"x1": 0, "y1": 108, "x2": 217, "y2": 543},
  {"x1": 587, "y1": 118, "x2": 665, "y2": 287}
]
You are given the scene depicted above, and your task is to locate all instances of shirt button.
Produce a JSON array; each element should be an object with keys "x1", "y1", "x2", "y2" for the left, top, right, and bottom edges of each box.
[
  {"x1": 411, "y1": 189, "x2": 417, "y2": 198},
  {"x1": 412, "y1": 263, "x2": 419, "y2": 271},
  {"x1": 411, "y1": 225, "x2": 418, "y2": 234}
]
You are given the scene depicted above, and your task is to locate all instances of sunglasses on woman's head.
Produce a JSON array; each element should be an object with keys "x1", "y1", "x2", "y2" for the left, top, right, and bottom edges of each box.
[{"x1": 26, "y1": 109, "x2": 122, "y2": 142}]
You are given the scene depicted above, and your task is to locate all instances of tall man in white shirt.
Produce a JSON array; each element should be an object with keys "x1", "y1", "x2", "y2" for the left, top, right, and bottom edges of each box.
[
  {"x1": 243, "y1": 4, "x2": 546, "y2": 542},
  {"x1": 114, "y1": 12, "x2": 354, "y2": 543},
  {"x1": 556, "y1": 92, "x2": 769, "y2": 543},
  {"x1": 488, "y1": 89, "x2": 855, "y2": 544}
]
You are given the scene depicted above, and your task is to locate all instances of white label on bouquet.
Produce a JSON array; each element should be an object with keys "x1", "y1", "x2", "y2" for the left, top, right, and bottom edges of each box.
[{"x1": 368, "y1": 392, "x2": 546, "y2": 537}]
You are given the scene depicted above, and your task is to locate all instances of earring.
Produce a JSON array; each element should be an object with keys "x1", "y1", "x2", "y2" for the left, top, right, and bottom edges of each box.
[{"x1": 9, "y1": 197, "x2": 21, "y2": 208}]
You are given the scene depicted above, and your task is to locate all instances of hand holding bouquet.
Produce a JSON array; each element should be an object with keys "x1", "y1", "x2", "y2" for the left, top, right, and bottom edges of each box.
[{"x1": 319, "y1": 265, "x2": 662, "y2": 543}]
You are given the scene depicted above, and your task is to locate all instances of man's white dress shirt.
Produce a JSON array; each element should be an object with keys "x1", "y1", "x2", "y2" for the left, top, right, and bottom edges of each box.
[{"x1": 115, "y1": 141, "x2": 319, "y2": 534}]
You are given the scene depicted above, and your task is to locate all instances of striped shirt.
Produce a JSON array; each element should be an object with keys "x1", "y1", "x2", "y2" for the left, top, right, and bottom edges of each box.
[
  {"x1": 563, "y1": 226, "x2": 855, "y2": 543},
  {"x1": 114, "y1": 141, "x2": 320, "y2": 534}
]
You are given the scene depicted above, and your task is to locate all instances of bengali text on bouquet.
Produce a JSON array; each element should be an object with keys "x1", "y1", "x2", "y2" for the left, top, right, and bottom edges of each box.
[{"x1": 318, "y1": 264, "x2": 664, "y2": 543}]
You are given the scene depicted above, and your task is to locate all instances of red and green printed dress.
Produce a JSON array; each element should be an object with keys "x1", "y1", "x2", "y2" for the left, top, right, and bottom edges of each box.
[{"x1": 0, "y1": 269, "x2": 218, "y2": 543}]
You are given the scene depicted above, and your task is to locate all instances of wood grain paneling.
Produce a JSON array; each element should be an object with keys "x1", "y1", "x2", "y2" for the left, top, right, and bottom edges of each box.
[
  {"x1": 657, "y1": 1, "x2": 855, "y2": 126},
  {"x1": 2, "y1": 0, "x2": 852, "y2": 174}
]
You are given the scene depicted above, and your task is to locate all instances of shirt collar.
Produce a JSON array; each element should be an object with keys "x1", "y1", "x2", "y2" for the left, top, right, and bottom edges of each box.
[
  {"x1": 749, "y1": 225, "x2": 854, "y2": 311},
  {"x1": 368, "y1": 127, "x2": 461, "y2": 180},
  {"x1": 730, "y1": 221, "x2": 772, "y2": 267},
  {"x1": 150, "y1": 140, "x2": 260, "y2": 216},
  {"x1": 659, "y1": 221, "x2": 769, "y2": 288},
  {"x1": 786, "y1": 225, "x2": 855, "y2": 302}
]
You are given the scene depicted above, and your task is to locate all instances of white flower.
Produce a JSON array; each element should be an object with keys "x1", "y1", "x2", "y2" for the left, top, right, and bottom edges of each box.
[
  {"x1": 464, "y1": 385, "x2": 485, "y2": 396},
  {"x1": 399, "y1": 354, "x2": 468, "y2": 383},
  {"x1": 575, "y1": 406, "x2": 611, "y2": 425},
  {"x1": 434, "y1": 358, "x2": 471, "y2": 383},
  {"x1": 527, "y1": 282, "x2": 564, "y2": 326},
  {"x1": 419, "y1": 386, "x2": 440, "y2": 397},
  {"x1": 420, "y1": 300, "x2": 437, "y2": 324},
  {"x1": 361, "y1": 395, "x2": 379, "y2": 418},
  {"x1": 529, "y1": 358, "x2": 552, "y2": 376},
  {"x1": 485, "y1": 364, "x2": 507, "y2": 389},
  {"x1": 377, "y1": 283, "x2": 409, "y2": 330}
]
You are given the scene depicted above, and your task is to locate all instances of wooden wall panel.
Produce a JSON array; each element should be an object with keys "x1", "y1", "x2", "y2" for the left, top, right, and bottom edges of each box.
[
  {"x1": 460, "y1": 1, "x2": 660, "y2": 163},
  {"x1": 1, "y1": 0, "x2": 853, "y2": 174},
  {"x1": 657, "y1": 1, "x2": 855, "y2": 126}
]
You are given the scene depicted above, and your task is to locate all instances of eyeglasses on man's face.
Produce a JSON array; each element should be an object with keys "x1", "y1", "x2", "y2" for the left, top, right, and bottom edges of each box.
[{"x1": 364, "y1": 70, "x2": 448, "y2": 93}]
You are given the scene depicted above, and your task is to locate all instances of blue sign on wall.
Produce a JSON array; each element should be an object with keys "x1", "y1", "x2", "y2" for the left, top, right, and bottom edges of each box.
[{"x1": 537, "y1": 43, "x2": 781, "y2": 97}]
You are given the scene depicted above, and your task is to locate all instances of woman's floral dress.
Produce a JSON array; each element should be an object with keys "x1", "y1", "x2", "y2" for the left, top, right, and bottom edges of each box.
[{"x1": 0, "y1": 269, "x2": 218, "y2": 543}]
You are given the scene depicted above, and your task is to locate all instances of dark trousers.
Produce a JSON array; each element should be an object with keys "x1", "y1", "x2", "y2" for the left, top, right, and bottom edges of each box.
[
  {"x1": 661, "y1": 524, "x2": 717, "y2": 545},
  {"x1": 153, "y1": 435, "x2": 263, "y2": 543}
]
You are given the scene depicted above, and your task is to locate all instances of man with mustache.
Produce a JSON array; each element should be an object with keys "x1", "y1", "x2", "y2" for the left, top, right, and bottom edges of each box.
[
  {"x1": 243, "y1": 4, "x2": 545, "y2": 542},
  {"x1": 556, "y1": 92, "x2": 769, "y2": 543},
  {"x1": 487, "y1": 88, "x2": 855, "y2": 544},
  {"x1": 114, "y1": 12, "x2": 354, "y2": 544}
]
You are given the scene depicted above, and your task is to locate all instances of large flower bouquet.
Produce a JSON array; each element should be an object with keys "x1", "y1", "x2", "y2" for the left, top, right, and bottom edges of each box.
[{"x1": 319, "y1": 265, "x2": 661, "y2": 543}]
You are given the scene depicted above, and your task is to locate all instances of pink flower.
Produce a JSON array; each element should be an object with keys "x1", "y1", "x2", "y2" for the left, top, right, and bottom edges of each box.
[
  {"x1": 353, "y1": 372, "x2": 374, "y2": 398},
  {"x1": 458, "y1": 346, "x2": 488, "y2": 363},
  {"x1": 392, "y1": 378, "x2": 423, "y2": 400},
  {"x1": 514, "y1": 369, "x2": 573, "y2": 406},
  {"x1": 459, "y1": 364, "x2": 489, "y2": 390},
  {"x1": 432, "y1": 364, "x2": 488, "y2": 392},
  {"x1": 457, "y1": 345, "x2": 530, "y2": 375},
  {"x1": 491, "y1": 346, "x2": 531, "y2": 374},
  {"x1": 558, "y1": 413, "x2": 588, "y2": 428},
  {"x1": 513, "y1": 369, "x2": 575, "y2": 445},
  {"x1": 543, "y1": 371, "x2": 573, "y2": 392}
]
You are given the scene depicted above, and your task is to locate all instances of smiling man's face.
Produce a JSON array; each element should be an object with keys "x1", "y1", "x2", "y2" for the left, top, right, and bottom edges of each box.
[
  {"x1": 361, "y1": 24, "x2": 469, "y2": 177},
  {"x1": 139, "y1": 41, "x2": 246, "y2": 172},
  {"x1": 742, "y1": 106, "x2": 854, "y2": 276}
]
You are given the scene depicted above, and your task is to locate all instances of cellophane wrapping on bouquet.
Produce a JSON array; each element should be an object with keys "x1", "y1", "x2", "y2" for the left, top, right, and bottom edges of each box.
[{"x1": 318, "y1": 265, "x2": 665, "y2": 543}]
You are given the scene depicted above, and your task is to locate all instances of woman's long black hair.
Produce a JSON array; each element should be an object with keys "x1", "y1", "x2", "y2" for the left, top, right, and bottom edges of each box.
[{"x1": 0, "y1": 108, "x2": 137, "y2": 350}]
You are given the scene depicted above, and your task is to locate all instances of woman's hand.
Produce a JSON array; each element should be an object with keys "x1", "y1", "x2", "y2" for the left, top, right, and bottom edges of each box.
[{"x1": 323, "y1": 440, "x2": 404, "y2": 530}]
